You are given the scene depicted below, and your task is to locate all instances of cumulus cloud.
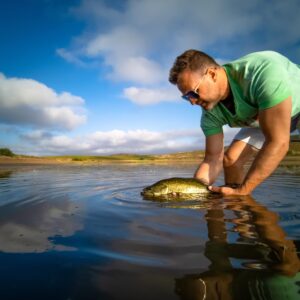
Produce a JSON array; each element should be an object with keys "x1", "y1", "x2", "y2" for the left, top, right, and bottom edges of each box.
[
  {"x1": 18, "y1": 127, "x2": 239, "y2": 156},
  {"x1": 59, "y1": 0, "x2": 300, "y2": 105},
  {"x1": 56, "y1": 48, "x2": 87, "y2": 67},
  {"x1": 0, "y1": 73, "x2": 87, "y2": 130},
  {"x1": 123, "y1": 86, "x2": 179, "y2": 105},
  {"x1": 82, "y1": 26, "x2": 165, "y2": 84},
  {"x1": 19, "y1": 128, "x2": 202, "y2": 155},
  {"x1": 69, "y1": 0, "x2": 300, "y2": 62}
]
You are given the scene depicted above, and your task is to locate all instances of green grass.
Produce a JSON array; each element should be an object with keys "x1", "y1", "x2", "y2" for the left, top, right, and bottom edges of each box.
[
  {"x1": 46, "y1": 151, "x2": 205, "y2": 163},
  {"x1": 49, "y1": 154, "x2": 157, "y2": 162},
  {"x1": 287, "y1": 141, "x2": 300, "y2": 156}
]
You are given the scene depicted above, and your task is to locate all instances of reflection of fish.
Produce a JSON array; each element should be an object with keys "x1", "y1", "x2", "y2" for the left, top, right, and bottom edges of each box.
[{"x1": 141, "y1": 177, "x2": 210, "y2": 198}]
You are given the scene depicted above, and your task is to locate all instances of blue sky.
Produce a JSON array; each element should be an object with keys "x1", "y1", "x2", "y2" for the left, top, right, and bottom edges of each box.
[{"x1": 0, "y1": 0, "x2": 300, "y2": 156}]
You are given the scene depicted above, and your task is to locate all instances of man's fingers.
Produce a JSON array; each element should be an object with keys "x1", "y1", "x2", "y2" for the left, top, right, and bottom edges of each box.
[
  {"x1": 208, "y1": 185, "x2": 235, "y2": 195},
  {"x1": 208, "y1": 185, "x2": 222, "y2": 193},
  {"x1": 208, "y1": 185, "x2": 250, "y2": 196}
]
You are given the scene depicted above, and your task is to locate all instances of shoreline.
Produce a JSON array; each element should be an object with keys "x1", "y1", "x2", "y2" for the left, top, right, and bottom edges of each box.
[
  {"x1": 0, "y1": 156, "x2": 202, "y2": 166},
  {"x1": 1, "y1": 141, "x2": 299, "y2": 166},
  {"x1": 0, "y1": 155, "x2": 300, "y2": 167}
]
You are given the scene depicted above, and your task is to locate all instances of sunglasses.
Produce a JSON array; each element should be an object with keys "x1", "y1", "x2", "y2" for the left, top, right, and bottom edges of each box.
[
  {"x1": 181, "y1": 80, "x2": 201, "y2": 102},
  {"x1": 181, "y1": 90, "x2": 200, "y2": 102}
]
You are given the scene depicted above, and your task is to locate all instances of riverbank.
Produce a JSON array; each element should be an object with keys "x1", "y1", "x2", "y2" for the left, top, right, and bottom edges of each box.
[
  {"x1": 1, "y1": 142, "x2": 300, "y2": 166},
  {"x1": 0, "y1": 151, "x2": 205, "y2": 165},
  {"x1": 1, "y1": 152, "x2": 300, "y2": 167}
]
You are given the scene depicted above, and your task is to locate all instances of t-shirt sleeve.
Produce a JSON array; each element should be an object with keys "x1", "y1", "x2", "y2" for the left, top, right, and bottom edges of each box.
[
  {"x1": 201, "y1": 111, "x2": 224, "y2": 136},
  {"x1": 250, "y1": 61, "x2": 292, "y2": 110}
]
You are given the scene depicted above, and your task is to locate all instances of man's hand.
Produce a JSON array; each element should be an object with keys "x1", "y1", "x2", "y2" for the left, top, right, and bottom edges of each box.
[{"x1": 208, "y1": 184, "x2": 250, "y2": 196}]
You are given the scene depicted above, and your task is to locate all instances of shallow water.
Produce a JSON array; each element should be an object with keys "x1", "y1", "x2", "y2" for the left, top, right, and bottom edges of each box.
[{"x1": 0, "y1": 163, "x2": 299, "y2": 300}]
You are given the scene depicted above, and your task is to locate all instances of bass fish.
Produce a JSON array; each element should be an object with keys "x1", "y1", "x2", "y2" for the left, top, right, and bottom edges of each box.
[{"x1": 141, "y1": 177, "x2": 210, "y2": 198}]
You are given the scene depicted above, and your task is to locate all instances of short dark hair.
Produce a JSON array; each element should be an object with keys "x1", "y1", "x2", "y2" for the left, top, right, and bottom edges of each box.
[{"x1": 169, "y1": 49, "x2": 219, "y2": 85}]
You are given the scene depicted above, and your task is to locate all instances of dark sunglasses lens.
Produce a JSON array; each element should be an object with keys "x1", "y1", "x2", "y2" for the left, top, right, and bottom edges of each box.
[
  {"x1": 182, "y1": 95, "x2": 190, "y2": 101},
  {"x1": 182, "y1": 91, "x2": 199, "y2": 101}
]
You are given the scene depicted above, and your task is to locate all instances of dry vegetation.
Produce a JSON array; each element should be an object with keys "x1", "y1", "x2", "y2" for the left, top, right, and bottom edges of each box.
[{"x1": 0, "y1": 144, "x2": 299, "y2": 166}]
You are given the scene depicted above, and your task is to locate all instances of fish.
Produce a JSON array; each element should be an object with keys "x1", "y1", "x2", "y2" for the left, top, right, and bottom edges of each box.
[{"x1": 141, "y1": 177, "x2": 210, "y2": 199}]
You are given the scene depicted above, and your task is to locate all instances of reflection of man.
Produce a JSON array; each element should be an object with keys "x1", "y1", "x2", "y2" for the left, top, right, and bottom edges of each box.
[
  {"x1": 175, "y1": 196, "x2": 300, "y2": 300},
  {"x1": 169, "y1": 50, "x2": 300, "y2": 195}
]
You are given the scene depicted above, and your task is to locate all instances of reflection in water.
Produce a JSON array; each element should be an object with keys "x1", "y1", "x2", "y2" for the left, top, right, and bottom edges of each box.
[
  {"x1": 0, "y1": 167, "x2": 85, "y2": 253},
  {"x1": 175, "y1": 196, "x2": 300, "y2": 300},
  {"x1": 0, "y1": 196, "x2": 84, "y2": 253},
  {"x1": 0, "y1": 170, "x2": 12, "y2": 179},
  {"x1": 0, "y1": 165, "x2": 299, "y2": 300}
]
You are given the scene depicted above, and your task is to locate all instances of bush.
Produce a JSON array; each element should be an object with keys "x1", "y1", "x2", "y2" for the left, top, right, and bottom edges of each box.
[
  {"x1": 72, "y1": 157, "x2": 83, "y2": 161},
  {"x1": 0, "y1": 148, "x2": 15, "y2": 157}
]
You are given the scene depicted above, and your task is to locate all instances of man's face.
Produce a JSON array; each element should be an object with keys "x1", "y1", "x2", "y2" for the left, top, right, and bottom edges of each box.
[{"x1": 177, "y1": 69, "x2": 221, "y2": 111}]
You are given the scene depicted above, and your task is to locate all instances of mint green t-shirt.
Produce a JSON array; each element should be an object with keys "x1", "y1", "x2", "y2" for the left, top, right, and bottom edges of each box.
[{"x1": 201, "y1": 51, "x2": 300, "y2": 136}]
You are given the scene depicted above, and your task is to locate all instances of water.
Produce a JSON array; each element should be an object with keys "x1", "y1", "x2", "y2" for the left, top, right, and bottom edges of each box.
[{"x1": 0, "y1": 163, "x2": 299, "y2": 300}]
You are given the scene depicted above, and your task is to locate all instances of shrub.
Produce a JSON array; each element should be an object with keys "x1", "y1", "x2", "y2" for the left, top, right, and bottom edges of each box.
[{"x1": 0, "y1": 148, "x2": 15, "y2": 157}]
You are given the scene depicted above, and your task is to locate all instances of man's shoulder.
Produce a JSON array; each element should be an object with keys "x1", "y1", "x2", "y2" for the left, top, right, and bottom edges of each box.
[
  {"x1": 223, "y1": 51, "x2": 293, "y2": 82},
  {"x1": 225, "y1": 51, "x2": 288, "y2": 68},
  {"x1": 239, "y1": 50, "x2": 284, "y2": 60}
]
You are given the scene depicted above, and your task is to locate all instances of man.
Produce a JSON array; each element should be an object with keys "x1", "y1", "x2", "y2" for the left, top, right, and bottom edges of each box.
[{"x1": 169, "y1": 50, "x2": 300, "y2": 195}]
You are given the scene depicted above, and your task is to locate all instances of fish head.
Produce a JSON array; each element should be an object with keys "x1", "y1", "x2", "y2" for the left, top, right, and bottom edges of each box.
[{"x1": 141, "y1": 182, "x2": 169, "y2": 197}]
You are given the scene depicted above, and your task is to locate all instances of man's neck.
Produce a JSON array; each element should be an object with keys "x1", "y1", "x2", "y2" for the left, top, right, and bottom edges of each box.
[
  {"x1": 219, "y1": 67, "x2": 231, "y2": 101},
  {"x1": 222, "y1": 86, "x2": 235, "y2": 114}
]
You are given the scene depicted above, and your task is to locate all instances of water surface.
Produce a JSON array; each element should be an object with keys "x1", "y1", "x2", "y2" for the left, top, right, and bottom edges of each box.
[{"x1": 0, "y1": 163, "x2": 299, "y2": 300}]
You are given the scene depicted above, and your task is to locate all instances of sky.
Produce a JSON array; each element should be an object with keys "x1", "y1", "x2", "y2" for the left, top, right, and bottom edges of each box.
[{"x1": 0, "y1": 0, "x2": 300, "y2": 156}]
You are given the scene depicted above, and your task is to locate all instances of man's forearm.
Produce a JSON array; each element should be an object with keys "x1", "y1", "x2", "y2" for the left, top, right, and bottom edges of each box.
[
  {"x1": 241, "y1": 140, "x2": 289, "y2": 194},
  {"x1": 194, "y1": 158, "x2": 223, "y2": 185},
  {"x1": 197, "y1": 132, "x2": 224, "y2": 185}
]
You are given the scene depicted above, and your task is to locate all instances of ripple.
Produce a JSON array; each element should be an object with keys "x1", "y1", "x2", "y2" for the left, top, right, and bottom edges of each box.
[
  {"x1": 0, "y1": 164, "x2": 299, "y2": 294},
  {"x1": 87, "y1": 247, "x2": 167, "y2": 267}
]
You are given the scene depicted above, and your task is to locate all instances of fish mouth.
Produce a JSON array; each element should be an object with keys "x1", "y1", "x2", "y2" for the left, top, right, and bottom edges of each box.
[{"x1": 141, "y1": 188, "x2": 154, "y2": 196}]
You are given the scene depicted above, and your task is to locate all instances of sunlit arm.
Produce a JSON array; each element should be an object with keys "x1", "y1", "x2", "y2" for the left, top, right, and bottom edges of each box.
[
  {"x1": 240, "y1": 97, "x2": 292, "y2": 194},
  {"x1": 194, "y1": 132, "x2": 224, "y2": 185}
]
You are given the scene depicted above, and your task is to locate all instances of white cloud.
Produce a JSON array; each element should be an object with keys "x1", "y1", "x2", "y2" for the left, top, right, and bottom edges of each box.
[
  {"x1": 56, "y1": 48, "x2": 87, "y2": 67},
  {"x1": 20, "y1": 129, "x2": 53, "y2": 140},
  {"x1": 69, "y1": 0, "x2": 300, "y2": 59},
  {"x1": 85, "y1": 26, "x2": 148, "y2": 58},
  {"x1": 59, "y1": 0, "x2": 300, "y2": 105},
  {"x1": 84, "y1": 26, "x2": 164, "y2": 84},
  {"x1": 108, "y1": 56, "x2": 164, "y2": 84},
  {"x1": 123, "y1": 86, "x2": 179, "y2": 105},
  {"x1": 19, "y1": 128, "x2": 203, "y2": 156},
  {"x1": 0, "y1": 73, "x2": 87, "y2": 130},
  {"x1": 18, "y1": 127, "x2": 240, "y2": 156}
]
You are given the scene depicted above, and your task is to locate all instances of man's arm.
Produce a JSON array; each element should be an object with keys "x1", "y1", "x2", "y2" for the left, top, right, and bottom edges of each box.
[
  {"x1": 210, "y1": 96, "x2": 292, "y2": 195},
  {"x1": 241, "y1": 96, "x2": 291, "y2": 193},
  {"x1": 194, "y1": 132, "x2": 224, "y2": 185}
]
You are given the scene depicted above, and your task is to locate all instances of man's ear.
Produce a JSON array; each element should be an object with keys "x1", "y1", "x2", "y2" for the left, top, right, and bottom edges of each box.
[{"x1": 207, "y1": 67, "x2": 218, "y2": 82}]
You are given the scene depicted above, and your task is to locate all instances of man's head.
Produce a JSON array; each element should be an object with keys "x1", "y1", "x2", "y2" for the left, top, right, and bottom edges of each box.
[{"x1": 169, "y1": 49, "x2": 229, "y2": 110}]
